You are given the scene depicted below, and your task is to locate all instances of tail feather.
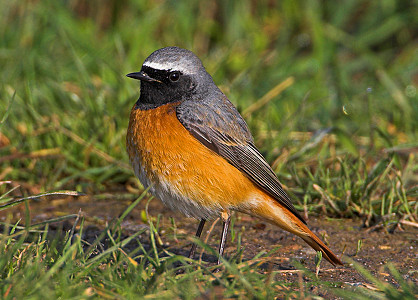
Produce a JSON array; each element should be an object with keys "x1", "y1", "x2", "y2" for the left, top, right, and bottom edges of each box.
[
  {"x1": 251, "y1": 197, "x2": 343, "y2": 266},
  {"x1": 300, "y1": 231, "x2": 343, "y2": 266}
]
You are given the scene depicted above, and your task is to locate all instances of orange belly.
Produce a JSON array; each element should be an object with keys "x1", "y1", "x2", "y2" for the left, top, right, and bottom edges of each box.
[{"x1": 126, "y1": 102, "x2": 260, "y2": 219}]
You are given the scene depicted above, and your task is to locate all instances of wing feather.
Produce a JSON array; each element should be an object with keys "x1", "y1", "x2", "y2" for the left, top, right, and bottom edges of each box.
[{"x1": 176, "y1": 100, "x2": 306, "y2": 224}]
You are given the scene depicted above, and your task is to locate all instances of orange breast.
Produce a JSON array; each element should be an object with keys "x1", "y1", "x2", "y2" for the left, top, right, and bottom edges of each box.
[{"x1": 126, "y1": 102, "x2": 259, "y2": 218}]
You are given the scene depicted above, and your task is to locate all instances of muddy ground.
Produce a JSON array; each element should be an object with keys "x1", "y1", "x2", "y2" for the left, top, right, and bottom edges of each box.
[{"x1": 2, "y1": 190, "x2": 417, "y2": 297}]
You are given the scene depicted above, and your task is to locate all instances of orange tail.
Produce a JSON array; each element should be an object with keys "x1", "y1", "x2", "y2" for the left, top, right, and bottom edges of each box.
[
  {"x1": 299, "y1": 229, "x2": 343, "y2": 266},
  {"x1": 249, "y1": 197, "x2": 343, "y2": 266}
]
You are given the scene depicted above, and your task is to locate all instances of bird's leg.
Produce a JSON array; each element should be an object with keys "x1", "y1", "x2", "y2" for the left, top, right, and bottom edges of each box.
[
  {"x1": 217, "y1": 211, "x2": 231, "y2": 265},
  {"x1": 188, "y1": 218, "x2": 206, "y2": 259}
]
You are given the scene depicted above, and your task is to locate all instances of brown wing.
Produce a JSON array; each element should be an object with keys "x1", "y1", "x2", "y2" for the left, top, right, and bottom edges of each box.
[{"x1": 176, "y1": 99, "x2": 306, "y2": 224}]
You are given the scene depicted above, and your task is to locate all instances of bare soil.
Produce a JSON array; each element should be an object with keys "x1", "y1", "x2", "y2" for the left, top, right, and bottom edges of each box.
[{"x1": 2, "y1": 190, "x2": 417, "y2": 297}]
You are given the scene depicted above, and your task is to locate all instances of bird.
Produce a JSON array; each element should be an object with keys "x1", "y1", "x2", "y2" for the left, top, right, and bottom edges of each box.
[{"x1": 126, "y1": 46, "x2": 343, "y2": 266}]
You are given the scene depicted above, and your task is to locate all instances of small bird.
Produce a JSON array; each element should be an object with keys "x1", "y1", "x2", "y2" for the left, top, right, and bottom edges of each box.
[{"x1": 126, "y1": 47, "x2": 343, "y2": 266}]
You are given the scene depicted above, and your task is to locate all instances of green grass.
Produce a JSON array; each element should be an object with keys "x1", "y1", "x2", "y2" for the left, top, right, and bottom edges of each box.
[
  {"x1": 0, "y1": 0, "x2": 417, "y2": 298},
  {"x1": 1, "y1": 0, "x2": 416, "y2": 223},
  {"x1": 1, "y1": 190, "x2": 416, "y2": 299}
]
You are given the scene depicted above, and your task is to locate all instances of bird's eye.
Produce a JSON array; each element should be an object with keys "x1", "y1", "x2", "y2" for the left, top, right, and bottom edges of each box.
[{"x1": 169, "y1": 71, "x2": 180, "y2": 82}]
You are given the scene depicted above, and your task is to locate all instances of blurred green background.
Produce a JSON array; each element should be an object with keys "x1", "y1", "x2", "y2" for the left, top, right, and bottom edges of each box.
[
  {"x1": 0, "y1": 1, "x2": 417, "y2": 298},
  {"x1": 0, "y1": 0, "x2": 416, "y2": 215}
]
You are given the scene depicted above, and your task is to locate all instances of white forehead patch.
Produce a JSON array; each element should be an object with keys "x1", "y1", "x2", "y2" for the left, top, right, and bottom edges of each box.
[{"x1": 143, "y1": 60, "x2": 195, "y2": 74}]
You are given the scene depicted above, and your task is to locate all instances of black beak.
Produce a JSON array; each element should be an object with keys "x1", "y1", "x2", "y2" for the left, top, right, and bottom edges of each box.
[{"x1": 126, "y1": 71, "x2": 161, "y2": 83}]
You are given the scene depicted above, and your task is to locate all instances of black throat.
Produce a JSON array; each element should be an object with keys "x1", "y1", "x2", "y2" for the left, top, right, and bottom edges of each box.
[{"x1": 134, "y1": 66, "x2": 196, "y2": 110}]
